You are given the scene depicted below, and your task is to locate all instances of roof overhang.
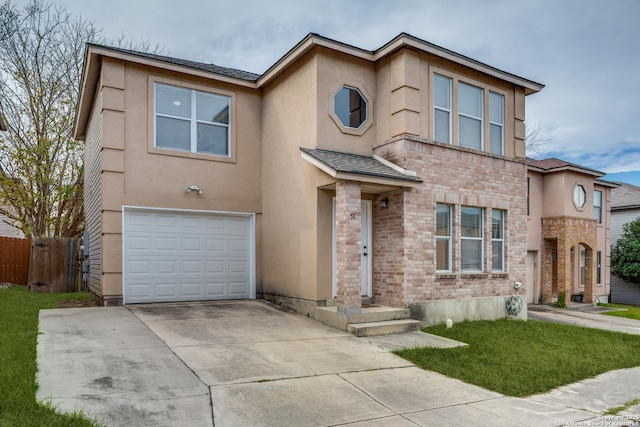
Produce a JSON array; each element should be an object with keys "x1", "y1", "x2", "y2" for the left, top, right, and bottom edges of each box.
[
  {"x1": 300, "y1": 148, "x2": 422, "y2": 194},
  {"x1": 259, "y1": 33, "x2": 544, "y2": 95},
  {"x1": 595, "y1": 179, "x2": 620, "y2": 188},
  {"x1": 74, "y1": 32, "x2": 545, "y2": 140},
  {"x1": 527, "y1": 163, "x2": 605, "y2": 178}
]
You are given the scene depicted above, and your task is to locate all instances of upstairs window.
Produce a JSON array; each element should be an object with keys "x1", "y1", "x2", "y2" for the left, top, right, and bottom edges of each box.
[
  {"x1": 489, "y1": 92, "x2": 504, "y2": 155},
  {"x1": 433, "y1": 74, "x2": 452, "y2": 143},
  {"x1": 334, "y1": 86, "x2": 367, "y2": 129},
  {"x1": 155, "y1": 82, "x2": 230, "y2": 157},
  {"x1": 461, "y1": 206, "x2": 483, "y2": 272},
  {"x1": 594, "y1": 190, "x2": 602, "y2": 223},
  {"x1": 458, "y1": 82, "x2": 483, "y2": 150},
  {"x1": 573, "y1": 184, "x2": 586, "y2": 209}
]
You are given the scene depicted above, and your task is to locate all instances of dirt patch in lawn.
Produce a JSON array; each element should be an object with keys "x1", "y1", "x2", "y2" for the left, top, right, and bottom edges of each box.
[{"x1": 56, "y1": 298, "x2": 101, "y2": 308}]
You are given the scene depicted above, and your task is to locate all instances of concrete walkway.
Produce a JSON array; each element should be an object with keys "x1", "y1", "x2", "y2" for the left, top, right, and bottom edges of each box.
[{"x1": 37, "y1": 301, "x2": 640, "y2": 426}]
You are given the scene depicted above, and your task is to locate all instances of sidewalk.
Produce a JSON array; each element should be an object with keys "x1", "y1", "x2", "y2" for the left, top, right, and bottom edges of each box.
[{"x1": 528, "y1": 303, "x2": 640, "y2": 335}]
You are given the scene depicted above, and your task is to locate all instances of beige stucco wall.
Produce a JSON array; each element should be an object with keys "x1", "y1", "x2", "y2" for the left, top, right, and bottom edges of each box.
[
  {"x1": 95, "y1": 57, "x2": 263, "y2": 301},
  {"x1": 260, "y1": 52, "x2": 325, "y2": 307}
]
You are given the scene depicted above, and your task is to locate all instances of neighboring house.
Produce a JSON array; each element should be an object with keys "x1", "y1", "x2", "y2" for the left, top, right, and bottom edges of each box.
[
  {"x1": 526, "y1": 158, "x2": 617, "y2": 305},
  {"x1": 0, "y1": 209, "x2": 23, "y2": 238},
  {"x1": 0, "y1": 112, "x2": 23, "y2": 238},
  {"x1": 74, "y1": 33, "x2": 545, "y2": 326},
  {"x1": 610, "y1": 182, "x2": 640, "y2": 305}
]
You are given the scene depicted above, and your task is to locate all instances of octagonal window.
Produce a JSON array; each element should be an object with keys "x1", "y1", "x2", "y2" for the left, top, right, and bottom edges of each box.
[
  {"x1": 334, "y1": 86, "x2": 368, "y2": 129},
  {"x1": 573, "y1": 184, "x2": 586, "y2": 208}
]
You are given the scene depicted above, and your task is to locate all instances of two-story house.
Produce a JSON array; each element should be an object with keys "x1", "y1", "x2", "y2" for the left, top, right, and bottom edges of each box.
[
  {"x1": 526, "y1": 159, "x2": 617, "y2": 305},
  {"x1": 74, "y1": 33, "x2": 544, "y2": 328}
]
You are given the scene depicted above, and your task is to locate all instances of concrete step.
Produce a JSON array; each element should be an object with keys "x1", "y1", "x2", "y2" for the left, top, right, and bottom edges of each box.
[{"x1": 347, "y1": 319, "x2": 421, "y2": 337}]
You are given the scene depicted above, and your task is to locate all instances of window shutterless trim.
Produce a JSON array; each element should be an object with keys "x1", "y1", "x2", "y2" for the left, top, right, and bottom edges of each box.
[
  {"x1": 491, "y1": 209, "x2": 505, "y2": 272},
  {"x1": 433, "y1": 74, "x2": 452, "y2": 144},
  {"x1": 458, "y1": 82, "x2": 484, "y2": 151},
  {"x1": 148, "y1": 76, "x2": 237, "y2": 163},
  {"x1": 460, "y1": 206, "x2": 483, "y2": 272},
  {"x1": 489, "y1": 92, "x2": 504, "y2": 155},
  {"x1": 154, "y1": 82, "x2": 231, "y2": 157},
  {"x1": 436, "y1": 203, "x2": 453, "y2": 272}
]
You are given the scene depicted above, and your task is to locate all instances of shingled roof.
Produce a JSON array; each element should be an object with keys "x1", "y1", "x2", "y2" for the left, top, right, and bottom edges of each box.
[
  {"x1": 526, "y1": 157, "x2": 604, "y2": 177},
  {"x1": 87, "y1": 43, "x2": 261, "y2": 82},
  {"x1": 612, "y1": 182, "x2": 640, "y2": 209},
  {"x1": 300, "y1": 148, "x2": 422, "y2": 183}
]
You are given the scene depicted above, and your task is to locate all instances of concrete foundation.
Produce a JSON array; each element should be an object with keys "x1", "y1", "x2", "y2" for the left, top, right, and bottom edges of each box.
[{"x1": 410, "y1": 295, "x2": 527, "y2": 326}]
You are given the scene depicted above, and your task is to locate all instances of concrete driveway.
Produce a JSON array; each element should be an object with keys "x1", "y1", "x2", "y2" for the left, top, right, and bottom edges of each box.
[{"x1": 37, "y1": 300, "x2": 640, "y2": 426}]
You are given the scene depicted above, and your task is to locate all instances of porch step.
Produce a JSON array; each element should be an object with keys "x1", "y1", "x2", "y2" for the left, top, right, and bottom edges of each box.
[
  {"x1": 315, "y1": 305, "x2": 413, "y2": 331},
  {"x1": 347, "y1": 319, "x2": 421, "y2": 337}
]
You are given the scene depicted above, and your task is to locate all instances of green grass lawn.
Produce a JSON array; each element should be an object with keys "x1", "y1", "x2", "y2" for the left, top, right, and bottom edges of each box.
[
  {"x1": 395, "y1": 318, "x2": 640, "y2": 397},
  {"x1": 598, "y1": 303, "x2": 640, "y2": 320},
  {"x1": 0, "y1": 285, "x2": 102, "y2": 427}
]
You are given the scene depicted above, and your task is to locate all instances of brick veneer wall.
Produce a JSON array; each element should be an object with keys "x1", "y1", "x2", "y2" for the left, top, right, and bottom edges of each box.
[
  {"x1": 372, "y1": 135, "x2": 527, "y2": 307},
  {"x1": 541, "y1": 216, "x2": 597, "y2": 303},
  {"x1": 335, "y1": 181, "x2": 362, "y2": 314}
]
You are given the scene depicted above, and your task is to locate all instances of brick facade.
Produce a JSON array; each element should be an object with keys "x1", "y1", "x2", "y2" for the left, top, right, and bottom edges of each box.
[
  {"x1": 372, "y1": 135, "x2": 527, "y2": 307},
  {"x1": 335, "y1": 181, "x2": 362, "y2": 314},
  {"x1": 541, "y1": 216, "x2": 597, "y2": 303}
]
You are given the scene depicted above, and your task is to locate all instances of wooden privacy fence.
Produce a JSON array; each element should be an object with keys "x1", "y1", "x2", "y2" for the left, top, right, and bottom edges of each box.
[
  {"x1": 0, "y1": 236, "x2": 32, "y2": 285},
  {"x1": 28, "y1": 237, "x2": 81, "y2": 293}
]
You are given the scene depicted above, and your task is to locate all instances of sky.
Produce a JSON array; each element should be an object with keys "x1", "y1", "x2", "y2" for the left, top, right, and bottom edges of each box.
[{"x1": 18, "y1": 0, "x2": 640, "y2": 185}]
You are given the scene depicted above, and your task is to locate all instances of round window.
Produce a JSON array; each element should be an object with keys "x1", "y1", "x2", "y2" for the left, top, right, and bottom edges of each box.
[
  {"x1": 573, "y1": 184, "x2": 586, "y2": 208},
  {"x1": 334, "y1": 86, "x2": 367, "y2": 129}
]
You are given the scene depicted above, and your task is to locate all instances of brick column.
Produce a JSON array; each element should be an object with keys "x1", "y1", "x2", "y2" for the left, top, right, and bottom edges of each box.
[{"x1": 335, "y1": 181, "x2": 362, "y2": 316}]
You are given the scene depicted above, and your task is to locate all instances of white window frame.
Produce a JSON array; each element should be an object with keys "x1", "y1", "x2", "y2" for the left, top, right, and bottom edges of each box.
[
  {"x1": 433, "y1": 74, "x2": 452, "y2": 144},
  {"x1": 594, "y1": 190, "x2": 602, "y2": 223},
  {"x1": 458, "y1": 82, "x2": 484, "y2": 150},
  {"x1": 489, "y1": 92, "x2": 504, "y2": 155},
  {"x1": 436, "y1": 204, "x2": 452, "y2": 272},
  {"x1": 461, "y1": 206, "x2": 484, "y2": 272},
  {"x1": 154, "y1": 82, "x2": 231, "y2": 157},
  {"x1": 491, "y1": 209, "x2": 505, "y2": 272}
]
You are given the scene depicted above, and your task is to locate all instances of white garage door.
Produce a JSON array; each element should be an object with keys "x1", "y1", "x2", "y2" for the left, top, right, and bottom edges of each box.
[{"x1": 123, "y1": 209, "x2": 253, "y2": 304}]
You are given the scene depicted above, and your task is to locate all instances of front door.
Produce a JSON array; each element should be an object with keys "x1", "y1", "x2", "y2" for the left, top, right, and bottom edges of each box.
[{"x1": 332, "y1": 200, "x2": 372, "y2": 298}]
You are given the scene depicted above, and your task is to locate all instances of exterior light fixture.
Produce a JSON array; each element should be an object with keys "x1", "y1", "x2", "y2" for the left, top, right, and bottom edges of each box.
[
  {"x1": 380, "y1": 197, "x2": 389, "y2": 208},
  {"x1": 186, "y1": 185, "x2": 203, "y2": 195}
]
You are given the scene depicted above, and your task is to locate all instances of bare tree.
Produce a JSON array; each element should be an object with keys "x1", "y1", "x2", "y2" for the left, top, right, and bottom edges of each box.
[
  {"x1": 0, "y1": 0, "x2": 160, "y2": 237},
  {"x1": 525, "y1": 121, "x2": 551, "y2": 158}
]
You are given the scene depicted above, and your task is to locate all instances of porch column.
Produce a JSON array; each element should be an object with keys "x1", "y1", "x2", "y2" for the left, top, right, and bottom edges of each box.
[{"x1": 335, "y1": 180, "x2": 362, "y2": 316}]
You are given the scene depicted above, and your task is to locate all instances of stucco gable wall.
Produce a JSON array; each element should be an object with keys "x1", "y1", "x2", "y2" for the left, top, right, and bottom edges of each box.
[{"x1": 375, "y1": 48, "x2": 523, "y2": 159}]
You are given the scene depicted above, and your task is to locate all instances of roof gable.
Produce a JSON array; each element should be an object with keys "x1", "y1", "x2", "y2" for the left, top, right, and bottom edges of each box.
[{"x1": 75, "y1": 32, "x2": 545, "y2": 139}]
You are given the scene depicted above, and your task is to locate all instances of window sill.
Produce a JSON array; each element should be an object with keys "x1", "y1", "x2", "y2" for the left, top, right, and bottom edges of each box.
[
  {"x1": 436, "y1": 273, "x2": 457, "y2": 280},
  {"x1": 460, "y1": 272, "x2": 488, "y2": 279},
  {"x1": 148, "y1": 146, "x2": 236, "y2": 163},
  {"x1": 491, "y1": 272, "x2": 509, "y2": 278}
]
